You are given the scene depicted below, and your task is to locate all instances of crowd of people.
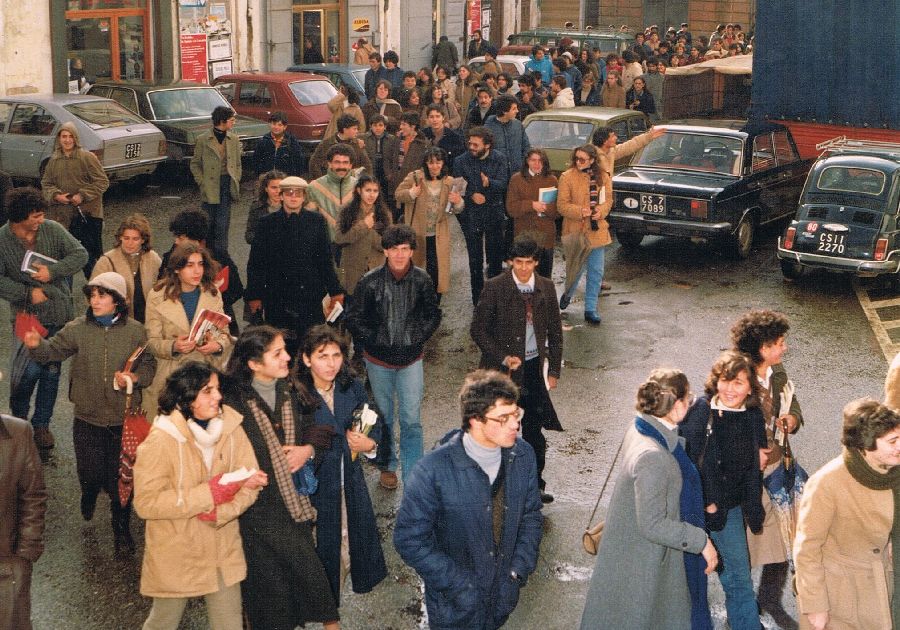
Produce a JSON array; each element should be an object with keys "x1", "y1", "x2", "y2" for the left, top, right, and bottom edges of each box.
[{"x1": 0, "y1": 21, "x2": 894, "y2": 630}]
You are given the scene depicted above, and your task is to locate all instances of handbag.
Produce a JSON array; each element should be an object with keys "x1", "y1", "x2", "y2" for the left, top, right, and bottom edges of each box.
[
  {"x1": 582, "y1": 430, "x2": 628, "y2": 555},
  {"x1": 115, "y1": 350, "x2": 150, "y2": 507}
]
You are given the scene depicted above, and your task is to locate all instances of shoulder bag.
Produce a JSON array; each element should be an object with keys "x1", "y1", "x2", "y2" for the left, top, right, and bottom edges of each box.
[{"x1": 582, "y1": 431, "x2": 627, "y2": 555}]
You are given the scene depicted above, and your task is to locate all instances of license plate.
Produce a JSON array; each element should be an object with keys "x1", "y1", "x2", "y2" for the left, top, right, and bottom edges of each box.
[
  {"x1": 125, "y1": 143, "x2": 142, "y2": 159},
  {"x1": 816, "y1": 232, "x2": 846, "y2": 254},
  {"x1": 640, "y1": 194, "x2": 665, "y2": 215}
]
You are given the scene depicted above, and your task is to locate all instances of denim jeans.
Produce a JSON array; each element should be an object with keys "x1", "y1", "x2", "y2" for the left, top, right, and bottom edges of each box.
[
  {"x1": 365, "y1": 358, "x2": 424, "y2": 482},
  {"x1": 202, "y1": 174, "x2": 233, "y2": 254},
  {"x1": 10, "y1": 331, "x2": 61, "y2": 429},
  {"x1": 709, "y1": 506, "x2": 760, "y2": 630},
  {"x1": 564, "y1": 245, "x2": 606, "y2": 314}
]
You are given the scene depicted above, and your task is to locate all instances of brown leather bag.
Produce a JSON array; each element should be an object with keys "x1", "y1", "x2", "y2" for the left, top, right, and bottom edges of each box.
[{"x1": 582, "y1": 432, "x2": 627, "y2": 555}]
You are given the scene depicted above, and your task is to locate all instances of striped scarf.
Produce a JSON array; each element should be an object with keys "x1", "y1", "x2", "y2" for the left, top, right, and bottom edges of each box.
[{"x1": 246, "y1": 398, "x2": 317, "y2": 523}]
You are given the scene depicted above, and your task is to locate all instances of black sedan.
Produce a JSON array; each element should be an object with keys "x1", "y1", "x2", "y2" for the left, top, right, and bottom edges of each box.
[
  {"x1": 777, "y1": 139, "x2": 900, "y2": 279},
  {"x1": 608, "y1": 120, "x2": 812, "y2": 258}
]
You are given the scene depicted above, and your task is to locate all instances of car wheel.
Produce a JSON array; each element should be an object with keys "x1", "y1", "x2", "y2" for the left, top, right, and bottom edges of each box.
[
  {"x1": 780, "y1": 259, "x2": 804, "y2": 280},
  {"x1": 617, "y1": 231, "x2": 644, "y2": 249},
  {"x1": 729, "y1": 215, "x2": 755, "y2": 260}
]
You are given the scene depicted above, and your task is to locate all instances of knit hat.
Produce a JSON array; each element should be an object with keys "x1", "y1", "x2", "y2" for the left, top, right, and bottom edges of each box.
[
  {"x1": 279, "y1": 176, "x2": 309, "y2": 189},
  {"x1": 86, "y1": 271, "x2": 127, "y2": 299}
]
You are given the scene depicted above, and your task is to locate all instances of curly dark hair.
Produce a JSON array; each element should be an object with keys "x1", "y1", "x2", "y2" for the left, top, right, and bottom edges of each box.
[
  {"x1": 459, "y1": 369, "x2": 519, "y2": 431},
  {"x1": 703, "y1": 350, "x2": 760, "y2": 408},
  {"x1": 338, "y1": 174, "x2": 391, "y2": 235},
  {"x1": 841, "y1": 398, "x2": 900, "y2": 451},
  {"x1": 730, "y1": 310, "x2": 790, "y2": 365},
  {"x1": 291, "y1": 324, "x2": 356, "y2": 409}
]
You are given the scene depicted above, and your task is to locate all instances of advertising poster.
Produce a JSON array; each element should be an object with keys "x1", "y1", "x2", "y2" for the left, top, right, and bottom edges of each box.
[{"x1": 180, "y1": 33, "x2": 209, "y2": 83}]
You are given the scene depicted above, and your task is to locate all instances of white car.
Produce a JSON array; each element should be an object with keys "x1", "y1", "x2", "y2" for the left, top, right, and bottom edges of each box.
[{"x1": 466, "y1": 55, "x2": 531, "y2": 93}]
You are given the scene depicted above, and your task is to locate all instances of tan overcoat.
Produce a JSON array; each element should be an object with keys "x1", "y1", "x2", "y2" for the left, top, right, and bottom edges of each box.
[
  {"x1": 91, "y1": 247, "x2": 162, "y2": 319},
  {"x1": 885, "y1": 351, "x2": 900, "y2": 411},
  {"x1": 333, "y1": 206, "x2": 391, "y2": 295},
  {"x1": 557, "y1": 167, "x2": 613, "y2": 249}
]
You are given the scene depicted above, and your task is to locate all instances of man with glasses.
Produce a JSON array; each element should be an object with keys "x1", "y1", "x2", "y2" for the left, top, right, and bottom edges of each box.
[
  {"x1": 471, "y1": 234, "x2": 563, "y2": 503},
  {"x1": 245, "y1": 176, "x2": 344, "y2": 358},
  {"x1": 394, "y1": 369, "x2": 542, "y2": 630}
]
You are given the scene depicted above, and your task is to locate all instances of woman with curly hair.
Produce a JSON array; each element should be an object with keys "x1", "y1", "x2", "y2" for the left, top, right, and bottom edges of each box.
[
  {"x1": 455, "y1": 64, "x2": 480, "y2": 115},
  {"x1": 245, "y1": 169, "x2": 285, "y2": 245},
  {"x1": 334, "y1": 174, "x2": 392, "y2": 295},
  {"x1": 680, "y1": 351, "x2": 767, "y2": 630},
  {"x1": 731, "y1": 309, "x2": 804, "y2": 626},
  {"x1": 421, "y1": 84, "x2": 461, "y2": 130}
]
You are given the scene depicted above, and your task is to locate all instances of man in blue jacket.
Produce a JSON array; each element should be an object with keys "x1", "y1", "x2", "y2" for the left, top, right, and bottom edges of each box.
[
  {"x1": 453, "y1": 126, "x2": 510, "y2": 305},
  {"x1": 394, "y1": 369, "x2": 543, "y2": 630},
  {"x1": 485, "y1": 95, "x2": 530, "y2": 174},
  {"x1": 524, "y1": 45, "x2": 553, "y2": 85}
]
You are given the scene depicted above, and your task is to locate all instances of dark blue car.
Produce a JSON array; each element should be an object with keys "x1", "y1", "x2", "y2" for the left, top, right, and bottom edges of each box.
[{"x1": 287, "y1": 63, "x2": 369, "y2": 105}]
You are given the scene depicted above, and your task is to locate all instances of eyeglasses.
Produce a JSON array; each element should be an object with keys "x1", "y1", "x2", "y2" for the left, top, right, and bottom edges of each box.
[
  {"x1": 575, "y1": 156, "x2": 591, "y2": 164},
  {"x1": 483, "y1": 407, "x2": 525, "y2": 425}
]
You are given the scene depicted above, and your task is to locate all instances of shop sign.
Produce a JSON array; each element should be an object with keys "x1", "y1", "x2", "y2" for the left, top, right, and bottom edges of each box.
[
  {"x1": 469, "y1": 0, "x2": 481, "y2": 33},
  {"x1": 180, "y1": 33, "x2": 209, "y2": 84},
  {"x1": 208, "y1": 36, "x2": 232, "y2": 61},
  {"x1": 352, "y1": 18, "x2": 370, "y2": 33}
]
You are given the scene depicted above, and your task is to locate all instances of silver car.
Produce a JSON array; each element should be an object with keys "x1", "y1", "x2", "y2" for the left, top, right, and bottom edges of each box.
[{"x1": 0, "y1": 94, "x2": 166, "y2": 182}]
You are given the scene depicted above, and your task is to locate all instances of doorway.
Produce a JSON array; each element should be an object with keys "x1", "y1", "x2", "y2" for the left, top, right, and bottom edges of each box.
[
  {"x1": 293, "y1": 3, "x2": 344, "y2": 63},
  {"x1": 66, "y1": 5, "x2": 151, "y2": 82}
]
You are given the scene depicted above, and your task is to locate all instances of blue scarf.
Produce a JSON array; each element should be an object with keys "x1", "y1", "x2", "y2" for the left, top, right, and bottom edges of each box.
[{"x1": 635, "y1": 416, "x2": 712, "y2": 630}]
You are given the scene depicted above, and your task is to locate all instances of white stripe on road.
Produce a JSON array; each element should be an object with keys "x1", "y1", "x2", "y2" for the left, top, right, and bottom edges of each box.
[{"x1": 854, "y1": 280, "x2": 900, "y2": 361}]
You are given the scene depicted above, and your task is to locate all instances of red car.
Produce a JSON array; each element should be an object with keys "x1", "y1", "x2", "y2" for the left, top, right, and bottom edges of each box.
[{"x1": 213, "y1": 72, "x2": 337, "y2": 151}]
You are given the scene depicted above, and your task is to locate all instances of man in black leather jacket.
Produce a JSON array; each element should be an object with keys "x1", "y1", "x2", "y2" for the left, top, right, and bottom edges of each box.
[{"x1": 345, "y1": 224, "x2": 441, "y2": 490}]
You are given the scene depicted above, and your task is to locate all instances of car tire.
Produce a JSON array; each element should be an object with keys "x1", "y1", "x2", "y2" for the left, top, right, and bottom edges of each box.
[
  {"x1": 617, "y1": 231, "x2": 644, "y2": 249},
  {"x1": 729, "y1": 215, "x2": 755, "y2": 260},
  {"x1": 780, "y1": 259, "x2": 804, "y2": 280}
]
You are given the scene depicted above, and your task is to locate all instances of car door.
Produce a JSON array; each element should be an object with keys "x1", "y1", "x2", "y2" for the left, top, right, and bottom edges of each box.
[
  {"x1": 235, "y1": 81, "x2": 275, "y2": 123},
  {"x1": 747, "y1": 131, "x2": 789, "y2": 223},
  {"x1": 771, "y1": 129, "x2": 809, "y2": 215},
  {"x1": 2, "y1": 103, "x2": 58, "y2": 179}
]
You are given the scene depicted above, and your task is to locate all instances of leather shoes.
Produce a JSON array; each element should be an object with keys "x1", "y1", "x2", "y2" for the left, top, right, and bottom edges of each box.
[
  {"x1": 585, "y1": 311, "x2": 602, "y2": 325},
  {"x1": 540, "y1": 491, "x2": 554, "y2": 504},
  {"x1": 33, "y1": 426, "x2": 55, "y2": 449},
  {"x1": 559, "y1": 292, "x2": 571, "y2": 310},
  {"x1": 379, "y1": 471, "x2": 399, "y2": 490},
  {"x1": 601, "y1": 282, "x2": 611, "y2": 291},
  {"x1": 81, "y1": 492, "x2": 98, "y2": 521}
]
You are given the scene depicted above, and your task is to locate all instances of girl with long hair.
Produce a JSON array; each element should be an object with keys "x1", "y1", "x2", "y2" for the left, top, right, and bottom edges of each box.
[
  {"x1": 245, "y1": 169, "x2": 285, "y2": 245},
  {"x1": 334, "y1": 174, "x2": 393, "y2": 295},
  {"x1": 506, "y1": 148, "x2": 559, "y2": 277}
]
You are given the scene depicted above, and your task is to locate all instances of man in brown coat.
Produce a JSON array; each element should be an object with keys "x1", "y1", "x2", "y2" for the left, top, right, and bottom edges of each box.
[
  {"x1": 0, "y1": 413, "x2": 47, "y2": 630},
  {"x1": 471, "y1": 234, "x2": 563, "y2": 503},
  {"x1": 308, "y1": 114, "x2": 372, "y2": 180}
]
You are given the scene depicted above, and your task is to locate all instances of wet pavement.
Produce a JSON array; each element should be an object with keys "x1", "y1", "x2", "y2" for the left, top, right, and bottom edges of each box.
[{"x1": 1, "y1": 174, "x2": 891, "y2": 629}]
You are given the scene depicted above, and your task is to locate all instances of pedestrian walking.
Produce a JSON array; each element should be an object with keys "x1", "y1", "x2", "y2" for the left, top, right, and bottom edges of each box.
[
  {"x1": 245, "y1": 170, "x2": 285, "y2": 246},
  {"x1": 794, "y1": 398, "x2": 900, "y2": 630},
  {"x1": 362, "y1": 80, "x2": 403, "y2": 133},
  {"x1": 485, "y1": 95, "x2": 530, "y2": 174},
  {"x1": 134, "y1": 362, "x2": 267, "y2": 630},
  {"x1": 324, "y1": 86, "x2": 366, "y2": 141},
  {"x1": 334, "y1": 174, "x2": 392, "y2": 295},
  {"x1": 0, "y1": 187, "x2": 87, "y2": 449},
  {"x1": 24, "y1": 271, "x2": 155, "y2": 553},
  {"x1": 91, "y1": 213, "x2": 162, "y2": 323},
  {"x1": 253, "y1": 111, "x2": 306, "y2": 177},
  {"x1": 680, "y1": 351, "x2": 766, "y2": 630},
  {"x1": 360, "y1": 115, "x2": 400, "y2": 211},
  {"x1": 471, "y1": 234, "x2": 563, "y2": 502},
  {"x1": 394, "y1": 369, "x2": 543, "y2": 630},
  {"x1": 344, "y1": 224, "x2": 442, "y2": 488},
  {"x1": 432, "y1": 35, "x2": 459, "y2": 73},
  {"x1": 580, "y1": 369, "x2": 717, "y2": 630},
  {"x1": 505, "y1": 149, "x2": 558, "y2": 278},
  {"x1": 190, "y1": 106, "x2": 241, "y2": 254},
  {"x1": 309, "y1": 115, "x2": 372, "y2": 181},
  {"x1": 41, "y1": 121, "x2": 109, "y2": 276},
  {"x1": 222, "y1": 327, "x2": 341, "y2": 630},
  {"x1": 354, "y1": 38, "x2": 376, "y2": 66},
  {"x1": 467, "y1": 29, "x2": 488, "y2": 60}
]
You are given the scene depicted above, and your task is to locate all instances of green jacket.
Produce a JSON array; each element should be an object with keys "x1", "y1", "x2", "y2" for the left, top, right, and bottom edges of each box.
[
  {"x1": 29, "y1": 313, "x2": 156, "y2": 427},
  {"x1": 0, "y1": 220, "x2": 87, "y2": 327},
  {"x1": 306, "y1": 169, "x2": 358, "y2": 240},
  {"x1": 190, "y1": 130, "x2": 242, "y2": 204}
]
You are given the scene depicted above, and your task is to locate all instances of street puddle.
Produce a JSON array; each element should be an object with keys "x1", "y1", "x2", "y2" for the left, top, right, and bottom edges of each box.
[{"x1": 549, "y1": 562, "x2": 593, "y2": 582}]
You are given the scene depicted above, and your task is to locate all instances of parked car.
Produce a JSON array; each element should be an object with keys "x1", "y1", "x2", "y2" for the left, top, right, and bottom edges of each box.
[
  {"x1": 468, "y1": 55, "x2": 530, "y2": 80},
  {"x1": 777, "y1": 138, "x2": 900, "y2": 279},
  {"x1": 287, "y1": 63, "x2": 369, "y2": 105},
  {"x1": 0, "y1": 94, "x2": 166, "y2": 183},
  {"x1": 607, "y1": 120, "x2": 812, "y2": 258},
  {"x1": 500, "y1": 26, "x2": 633, "y2": 56},
  {"x1": 523, "y1": 107, "x2": 650, "y2": 175},
  {"x1": 213, "y1": 72, "x2": 337, "y2": 151},
  {"x1": 87, "y1": 81, "x2": 270, "y2": 163}
]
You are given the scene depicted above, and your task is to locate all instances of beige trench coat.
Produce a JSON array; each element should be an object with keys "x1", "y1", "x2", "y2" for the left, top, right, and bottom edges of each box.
[
  {"x1": 557, "y1": 167, "x2": 614, "y2": 250},
  {"x1": 91, "y1": 247, "x2": 162, "y2": 319},
  {"x1": 189, "y1": 130, "x2": 242, "y2": 204}
]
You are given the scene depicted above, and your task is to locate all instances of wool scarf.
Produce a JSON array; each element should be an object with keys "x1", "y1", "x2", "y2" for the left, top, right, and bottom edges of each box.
[{"x1": 843, "y1": 446, "x2": 900, "y2": 628}]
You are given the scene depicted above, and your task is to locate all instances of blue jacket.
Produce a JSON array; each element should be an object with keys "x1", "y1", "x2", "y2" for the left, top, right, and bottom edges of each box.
[
  {"x1": 453, "y1": 149, "x2": 510, "y2": 229},
  {"x1": 382, "y1": 66, "x2": 405, "y2": 90},
  {"x1": 484, "y1": 115, "x2": 530, "y2": 174},
  {"x1": 525, "y1": 55, "x2": 554, "y2": 85},
  {"x1": 394, "y1": 429, "x2": 543, "y2": 630},
  {"x1": 364, "y1": 65, "x2": 388, "y2": 100},
  {"x1": 252, "y1": 131, "x2": 306, "y2": 177}
]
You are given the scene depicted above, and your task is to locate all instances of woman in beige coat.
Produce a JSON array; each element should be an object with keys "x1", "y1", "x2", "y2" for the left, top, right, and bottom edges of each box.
[
  {"x1": 134, "y1": 362, "x2": 267, "y2": 629},
  {"x1": 143, "y1": 244, "x2": 233, "y2": 418},
  {"x1": 794, "y1": 398, "x2": 900, "y2": 630},
  {"x1": 91, "y1": 213, "x2": 162, "y2": 322},
  {"x1": 323, "y1": 86, "x2": 366, "y2": 141},
  {"x1": 394, "y1": 147, "x2": 463, "y2": 299},
  {"x1": 556, "y1": 144, "x2": 612, "y2": 324},
  {"x1": 334, "y1": 174, "x2": 392, "y2": 295}
]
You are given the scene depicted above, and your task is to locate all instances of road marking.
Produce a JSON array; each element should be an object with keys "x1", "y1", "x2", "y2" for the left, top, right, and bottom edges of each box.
[{"x1": 854, "y1": 280, "x2": 900, "y2": 361}]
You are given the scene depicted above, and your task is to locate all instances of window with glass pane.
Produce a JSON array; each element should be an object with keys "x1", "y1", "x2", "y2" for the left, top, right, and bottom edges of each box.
[
  {"x1": 107, "y1": 88, "x2": 139, "y2": 113},
  {"x1": 772, "y1": 131, "x2": 798, "y2": 165},
  {"x1": 524, "y1": 120, "x2": 593, "y2": 149},
  {"x1": 65, "y1": 101, "x2": 145, "y2": 129},
  {"x1": 9, "y1": 105, "x2": 57, "y2": 136},
  {"x1": 67, "y1": 1, "x2": 145, "y2": 8},
  {"x1": 752, "y1": 133, "x2": 776, "y2": 172},
  {"x1": 238, "y1": 83, "x2": 272, "y2": 106},
  {"x1": 289, "y1": 80, "x2": 337, "y2": 106},
  {"x1": 67, "y1": 18, "x2": 113, "y2": 80}
]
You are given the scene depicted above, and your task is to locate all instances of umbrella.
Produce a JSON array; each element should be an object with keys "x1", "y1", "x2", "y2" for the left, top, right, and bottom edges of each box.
[
  {"x1": 562, "y1": 231, "x2": 591, "y2": 297},
  {"x1": 117, "y1": 371, "x2": 151, "y2": 507},
  {"x1": 763, "y1": 460, "x2": 808, "y2": 572}
]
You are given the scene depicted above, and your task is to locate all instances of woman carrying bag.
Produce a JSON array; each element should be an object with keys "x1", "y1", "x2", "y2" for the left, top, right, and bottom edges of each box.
[
  {"x1": 580, "y1": 369, "x2": 717, "y2": 630},
  {"x1": 506, "y1": 149, "x2": 559, "y2": 278}
]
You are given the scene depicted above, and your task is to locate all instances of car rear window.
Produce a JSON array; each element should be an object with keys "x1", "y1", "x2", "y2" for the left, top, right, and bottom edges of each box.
[
  {"x1": 817, "y1": 166, "x2": 886, "y2": 196},
  {"x1": 634, "y1": 132, "x2": 743, "y2": 175},
  {"x1": 64, "y1": 100, "x2": 146, "y2": 129},
  {"x1": 525, "y1": 119, "x2": 594, "y2": 150},
  {"x1": 148, "y1": 88, "x2": 228, "y2": 120},
  {"x1": 289, "y1": 80, "x2": 338, "y2": 106}
]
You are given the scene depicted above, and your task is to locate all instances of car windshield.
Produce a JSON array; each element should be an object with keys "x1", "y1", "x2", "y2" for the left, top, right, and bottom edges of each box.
[
  {"x1": 525, "y1": 120, "x2": 594, "y2": 150},
  {"x1": 816, "y1": 166, "x2": 887, "y2": 196},
  {"x1": 148, "y1": 88, "x2": 228, "y2": 120},
  {"x1": 289, "y1": 80, "x2": 337, "y2": 106},
  {"x1": 351, "y1": 70, "x2": 367, "y2": 87},
  {"x1": 633, "y1": 132, "x2": 743, "y2": 175},
  {"x1": 64, "y1": 100, "x2": 146, "y2": 129}
]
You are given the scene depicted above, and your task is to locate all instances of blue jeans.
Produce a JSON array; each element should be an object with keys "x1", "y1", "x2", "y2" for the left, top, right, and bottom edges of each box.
[
  {"x1": 710, "y1": 506, "x2": 759, "y2": 630},
  {"x1": 202, "y1": 174, "x2": 233, "y2": 253},
  {"x1": 564, "y1": 245, "x2": 606, "y2": 313},
  {"x1": 10, "y1": 332, "x2": 61, "y2": 429},
  {"x1": 365, "y1": 358, "x2": 424, "y2": 482}
]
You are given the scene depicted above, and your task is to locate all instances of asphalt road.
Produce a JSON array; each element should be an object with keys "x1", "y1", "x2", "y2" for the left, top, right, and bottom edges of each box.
[{"x1": 1, "y1": 175, "x2": 890, "y2": 629}]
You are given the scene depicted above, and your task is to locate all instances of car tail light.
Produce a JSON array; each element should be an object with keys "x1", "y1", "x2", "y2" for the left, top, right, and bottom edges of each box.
[
  {"x1": 90, "y1": 147, "x2": 104, "y2": 162},
  {"x1": 690, "y1": 199, "x2": 708, "y2": 219},
  {"x1": 875, "y1": 238, "x2": 888, "y2": 261},
  {"x1": 158, "y1": 138, "x2": 167, "y2": 155},
  {"x1": 783, "y1": 227, "x2": 796, "y2": 250}
]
